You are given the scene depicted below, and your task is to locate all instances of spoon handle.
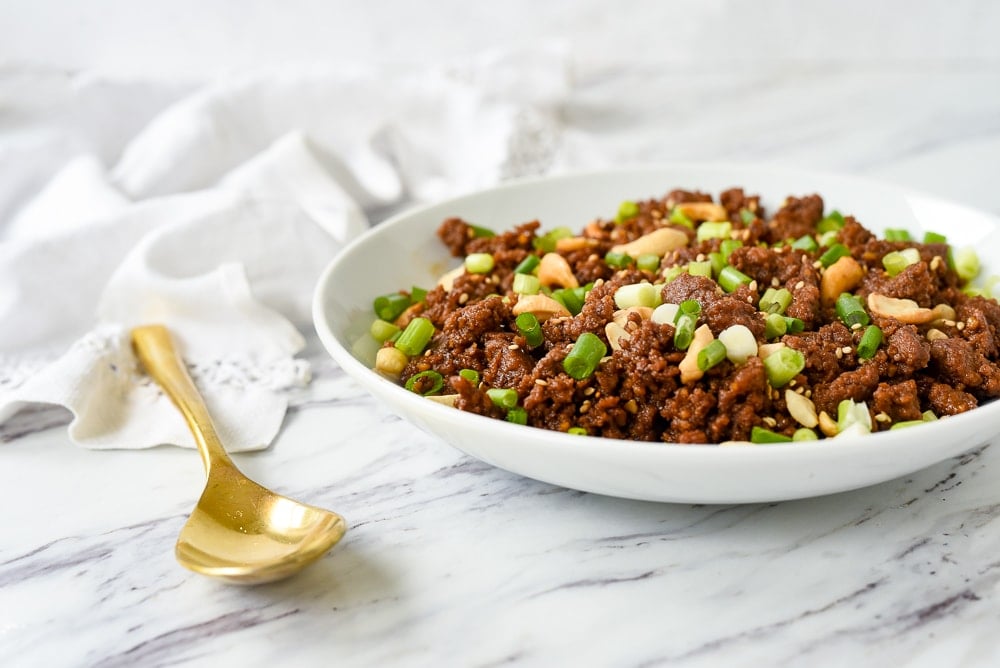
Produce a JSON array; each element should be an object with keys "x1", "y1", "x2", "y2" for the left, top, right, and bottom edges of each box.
[{"x1": 131, "y1": 325, "x2": 233, "y2": 473}]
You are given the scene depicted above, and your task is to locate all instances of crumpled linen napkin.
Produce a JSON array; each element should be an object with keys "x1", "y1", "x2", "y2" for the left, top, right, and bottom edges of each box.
[{"x1": 0, "y1": 52, "x2": 569, "y2": 451}]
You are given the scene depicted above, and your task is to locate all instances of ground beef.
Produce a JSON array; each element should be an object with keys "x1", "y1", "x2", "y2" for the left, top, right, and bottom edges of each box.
[{"x1": 374, "y1": 185, "x2": 999, "y2": 443}]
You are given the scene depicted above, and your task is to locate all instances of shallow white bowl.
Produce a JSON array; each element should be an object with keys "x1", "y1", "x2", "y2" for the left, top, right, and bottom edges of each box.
[{"x1": 313, "y1": 164, "x2": 1000, "y2": 503}]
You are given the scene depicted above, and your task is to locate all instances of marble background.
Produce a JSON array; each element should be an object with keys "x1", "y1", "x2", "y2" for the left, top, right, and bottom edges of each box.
[{"x1": 2, "y1": 1, "x2": 1000, "y2": 666}]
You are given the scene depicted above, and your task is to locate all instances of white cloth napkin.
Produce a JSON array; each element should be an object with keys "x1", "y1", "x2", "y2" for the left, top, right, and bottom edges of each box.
[{"x1": 0, "y1": 51, "x2": 569, "y2": 451}]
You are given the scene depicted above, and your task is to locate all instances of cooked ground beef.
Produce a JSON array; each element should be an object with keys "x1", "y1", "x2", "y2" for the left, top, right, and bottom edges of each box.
[{"x1": 375, "y1": 187, "x2": 999, "y2": 444}]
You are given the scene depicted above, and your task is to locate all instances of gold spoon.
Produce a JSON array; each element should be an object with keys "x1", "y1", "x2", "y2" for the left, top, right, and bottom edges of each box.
[{"x1": 131, "y1": 324, "x2": 346, "y2": 585}]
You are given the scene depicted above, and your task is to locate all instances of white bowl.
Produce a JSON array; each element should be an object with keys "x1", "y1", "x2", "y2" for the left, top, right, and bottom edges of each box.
[{"x1": 313, "y1": 164, "x2": 1000, "y2": 503}]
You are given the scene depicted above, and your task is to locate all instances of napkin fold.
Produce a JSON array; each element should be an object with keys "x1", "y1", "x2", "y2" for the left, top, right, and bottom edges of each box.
[{"x1": 0, "y1": 51, "x2": 569, "y2": 450}]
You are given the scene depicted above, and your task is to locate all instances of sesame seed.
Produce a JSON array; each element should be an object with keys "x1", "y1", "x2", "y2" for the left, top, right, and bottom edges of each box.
[
  {"x1": 813, "y1": 261, "x2": 823, "y2": 269},
  {"x1": 535, "y1": 379, "x2": 548, "y2": 386},
  {"x1": 789, "y1": 379, "x2": 796, "y2": 387},
  {"x1": 459, "y1": 293, "x2": 469, "y2": 304},
  {"x1": 747, "y1": 296, "x2": 754, "y2": 304},
  {"x1": 796, "y1": 386, "x2": 805, "y2": 394},
  {"x1": 957, "y1": 321, "x2": 966, "y2": 331},
  {"x1": 842, "y1": 346, "x2": 853, "y2": 354},
  {"x1": 805, "y1": 390, "x2": 813, "y2": 398},
  {"x1": 508, "y1": 344, "x2": 519, "y2": 350},
  {"x1": 625, "y1": 399, "x2": 638, "y2": 414},
  {"x1": 930, "y1": 256, "x2": 942, "y2": 271},
  {"x1": 795, "y1": 280, "x2": 805, "y2": 290},
  {"x1": 696, "y1": 253, "x2": 706, "y2": 262},
  {"x1": 835, "y1": 348, "x2": 844, "y2": 359},
  {"x1": 875, "y1": 412, "x2": 891, "y2": 423},
  {"x1": 749, "y1": 280, "x2": 758, "y2": 292},
  {"x1": 771, "y1": 277, "x2": 781, "y2": 287},
  {"x1": 943, "y1": 319, "x2": 956, "y2": 327},
  {"x1": 583, "y1": 387, "x2": 595, "y2": 396},
  {"x1": 763, "y1": 416, "x2": 777, "y2": 427},
  {"x1": 851, "y1": 323, "x2": 862, "y2": 331},
  {"x1": 579, "y1": 400, "x2": 591, "y2": 414}
]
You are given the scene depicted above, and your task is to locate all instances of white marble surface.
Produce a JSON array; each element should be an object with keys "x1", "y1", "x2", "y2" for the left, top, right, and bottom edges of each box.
[{"x1": 3, "y1": 2, "x2": 1000, "y2": 667}]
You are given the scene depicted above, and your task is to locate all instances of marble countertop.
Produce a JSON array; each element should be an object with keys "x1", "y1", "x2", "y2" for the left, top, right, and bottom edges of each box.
[{"x1": 3, "y1": 3, "x2": 1000, "y2": 666}]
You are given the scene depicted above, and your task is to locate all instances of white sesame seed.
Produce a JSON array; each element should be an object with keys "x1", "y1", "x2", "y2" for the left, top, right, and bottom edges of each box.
[
  {"x1": 795, "y1": 280, "x2": 805, "y2": 290},
  {"x1": 875, "y1": 412, "x2": 891, "y2": 423},
  {"x1": 535, "y1": 379, "x2": 548, "y2": 386},
  {"x1": 763, "y1": 416, "x2": 777, "y2": 427},
  {"x1": 771, "y1": 277, "x2": 781, "y2": 287},
  {"x1": 508, "y1": 344, "x2": 519, "y2": 350},
  {"x1": 957, "y1": 321, "x2": 966, "y2": 331},
  {"x1": 749, "y1": 280, "x2": 758, "y2": 292},
  {"x1": 459, "y1": 293, "x2": 469, "y2": 304},
  {"x1": 851, "y1": 323, "x2": 862, "y2": 331},
  {"x1": 842, "y1": 346, "x2": 853, "y2": 354}
]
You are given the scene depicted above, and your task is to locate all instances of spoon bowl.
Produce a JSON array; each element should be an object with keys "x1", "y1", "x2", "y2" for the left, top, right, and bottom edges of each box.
[{"x1": 132, "y1": 325, "x2": 346, "y2": 585}]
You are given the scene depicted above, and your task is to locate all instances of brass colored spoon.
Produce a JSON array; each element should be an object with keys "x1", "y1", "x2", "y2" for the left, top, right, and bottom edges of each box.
[{"x1": 132, "y1": 325, "x2": 346, "y2": 584}]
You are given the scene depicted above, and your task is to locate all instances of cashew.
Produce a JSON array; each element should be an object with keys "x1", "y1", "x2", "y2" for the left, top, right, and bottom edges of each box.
[
  {"x1": 375, "y1": 346, "x2": 409, "y2": 379},
  {"x1": 437, "y1": 264, "x2": 466, "y2": 292},
  {"x1": 612, "y1": 306, "x2": 654, "y2": 328},
  {"x1": 605, "y1": 321, "x2": 631, "y2": 352},
  {"x1": 926, "y1": 328, "x2": 948, "y2": 341},
  {"x1": 785, "y1": 389, "x2": 819, "y2": 428},
  {"x1": 555, "y1": 236, "x2": 598, "y2": 252},
  {"x1": 930, "y1": 303, "x2": 957, "y2": 323},
  {"x1": 511, "y1": 294, "x2": 572, "y2": 321},
  {"x1": 820, "y1": 255, "x2": 864, "y2": 305},
  {"x1": 818, "y1": 410, "x2": 839, "y2": 437},
  {"x1": 611, "y1": 227, "x2": 689, "y2": 257},
  {"x1": 675, "y1": 202, "x2": 728, "y2": 222},
  {"x1": 867, "y1": 293, "x2": 934, "y2": 324},
  {"x1": 426, "y1": 394, "x2": 458, "y2": 407},
  {"x1": 537, "y1": 252, "x2": 579, "y2": 289},
  {"x1": 679, "y1": 324, "x2": 715, "y2": 384}
]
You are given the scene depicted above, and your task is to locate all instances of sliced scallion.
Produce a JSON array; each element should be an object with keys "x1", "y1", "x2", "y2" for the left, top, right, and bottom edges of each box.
[
  {"x1": 954, "y1": 247, "x2": 981, "y2": 282},
  {"x1": 465, "y1": 253, "x2": 495, "y2": 274},
  {"x1": 882, "y1": 248, "x2": 920, "y2": 276},
  {"x1": 636, "y1": 253, "x2": 661, "y2": 272},
  {"x1": 857, "y1": 324, "x2": 883, "y2": 359},
  {"x1": 616, "y1": 200, "x2": 639, "y2": 222},
  {"x1": 670, "y1": 207, "x2": 694, "y2": 228},
  {"x1": 835, "y1": 293, "x2": 869, "y2": 328},
  {"x1": 673, "y1": 314, "x2": 697, "y2": 350},
  {"x1": 793, "y1": 428, "x2": 818, "y2": 441},
  {"x1": 515, "y1": 312, "x2": 544, "y2": 348},
  {"x1": 513, "y1": 273, "x2": 541, "y2": 295},
  {"x1": 791, "y1": 235, "x2": 818, "y2": 252},
  {"x1": 720, "y1": 239, "x2": 743, "y2": 260},
  {"x1": 506, "y1": 406, "x2": 528, "y2": 425},
  {"x1": 614, "y1": 282, "x2": 660, "y2": 309},
  {"x1": 370, "y1": 318, "x2": 400, "y2": 343},
  {"x1": 718, "y1": 265, "x2": 753, "y2": 293},
  {"x1": 764, "y1": 313, "x2": 788, "y2": 340},
  {"x1": 459, "y1": 368, "x2": 480, "y2": 385},
  {"x1": 884, "y1": 228, "x2": 912, "y2": 241},
  {"x1": 763, "y1": 347, "x2": 805, "y2": 387},
  {"x1": 605, "y1": 251, "x2": 633, "y2": 269},
  {"x1": 819, "y1": 243, "x2": 851, "y2": 268},
  {"x1": 697, "y1": 221, "x2": 733, "y2": 242},
  {"x1": 486, "y1": 388, "x2": 518, "y2": 409},
  {"x1": 687, "y1": 260, "x2": 713, "y2": 278},
  {"x1": 760, "y1": 287, "x2": 793, "y2": 314},
  {"x1": 405, "y1": 369, "x2": 444, "y2": 395},
  {"x1": 514, "y1": 255, "x2": 540, "y2": 275},
  {"x1": 817, "y1": 210, "x2": 845, "y2": 233},
  {"x1": 751, "y1": 426, "x2": 793, "y2": 443},
  {"x1": 739, "y1": 208, "x2": 756, "y2": 224},
  {"x1": 697, "y1": 339, "x2": 728, "y2": 371},
  {"x1": 923, "y1": 231, "x2": 947, "y2": 244},
  {"x1": 373, "y1": 292, "x2": 412, "y2": 321},
  {"x1": 563, "y1": 332, "x2": 607, "y2": 380},
  {"x1": 394, "y1": 317, "x2": 435, "y2": 356}
]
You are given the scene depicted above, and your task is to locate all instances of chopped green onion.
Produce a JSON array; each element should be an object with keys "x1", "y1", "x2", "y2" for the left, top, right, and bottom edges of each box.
[
  {"x1": 835, "y1": 293, "x2": 869, "y2": 328},
  {"x1": 793, "y1": 428, "x2": 818, "y2": 441},
  {"x1": 678, "y1": 299, "x2": 702, "y2": 318},
  {"x1": 857, "y1": 324, "x2": 883, "y2": 359},
  {"x1": 514, "y1": 255, "x2": 540, "y2": 275},
  {"x1": 923, "y1": 231, "x2": 947, "y2": 244},
  {"x1": 662, "y1": 265, "x2": 686, "y2": 283},
  {"x1": 670, "y1": 207, "x2": 694, "y2": 228},
  {"x1": 614, "y1": 282, "x2": 659, "y2": 309},
  {"x1": 616, "y1": 200, "x2": 640, "y2": 222},
  {"x1": 718, "y1": 324, "x2": 757, "y2": 364},
  {"x1": 763, "y1": 347, "x2": 805, "y2": 388},
  {"x1": 819, "y1": 243, "x2": 851, "y2": 268},
  {"x1": 884, "y1": 228, "x2": 912, "y2": 241},
  {"x1": 697, "y1": 221, "x2": 733, "y2": 242},
  {"x1": 651, "y1": 303, "x2": 680, "y2": 325},
  {"x1": 468, "y1": 224, "x2": 495, "y2": 238},
  {"x1": 674, "y1": 314, "x2": 697, "y2": 350},
  {"x1": 882, "y1": 248, "x2": 920, "y2": 276},
  {"x1": 708, "y1": 251, "x2": 726, "y2": 277},
  {"x1": 697, "y1": 339, "x2": 728, "y2": 371},
  {"x1": 783, "y1": 316, "x2": 805, "y2": 334},
  {"x1": 636, "y1": 253, "x2": 661, "y2": 272},
  {"x1": 739, "y1": 208, "x2": 756, "y2": 224},
  {"x1": 459, "y1": 368, "x2": 480, "y2": 385},
  {"x1": 817, "y1": 210, "x2": 845, "y2": 233},
  {"x1": 720, "y1": 239, "x2": 743, "y2": 260},
  {"x1": 551, "y1": 287, "x2": 586, "y2": 315},
  {"x1": 533, "y1": 227, "x2": 573, "y2": 252},
  {"x1": 410, "y1": 286, "x2": 428, "y2": 303},
  {"x1": 954, "y1": 247, "x2": 980, "y2": 282},
  {"x1": 764, "y1": 313, "x2": 787, "y2": 340},
  {"x1": 718, "y1": 265, "x2": 753, "y2": 293},
  {"x1": 370, "y1": 318, "x2": 400, "y2": 343},
  {"x1": 837, "y1": 398, "x2": 872, "y2": 433},
  {"x1": 760, "y1": 287, "x2": 793, "y2": 314},
  {"x1": 486, "y1": 387, "x2": 518, "y2": 409},
  {"x1": 890, "y1": 419, "x2": 925, "y2": 430},
  {"x1": 506, "y1": 406, "x2": 528, "y2": 425},
  {"x1": 751, "y1": 426, "x2": 793, "y2": 443},
  {"x1": 465, "y1": 252, "x2": 495, "y2": 274},
  {"x1": 394, "y1": 316, "x2": 435, "y2": 356},
  {"x1": 605, "y1": 251, "x2": 633, "y2": 269},
  {"x1": 568, "y1": 426, "x2": 588, "y2": 435},
  {"x1": 513, "y1": 273, "x2": 541, "y2": 295},
  {"x1": 563, "y1": 332, "x2": 607, "y2": 380},
  {"x1": 373, "y1": 292, "x2": 412, "y2": 321},
  {"x1": 687, "y1": 260, "x2": 713, "y2": 278},
  {"x1": 817, "y1": 230, "x2": 840, "y2": 248},
  {"x1": 404, "y1": 369, "x2": 444, "y2": 395},
  {"x1": 791, "y1": 235, "x2": 818, "y2": 252},
  {"x1": 922, "y1": 410, "x2": 938, "y2": 421},
  {"x1": 515, "y1": 312, "x2": 544, "y2": 347}
]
